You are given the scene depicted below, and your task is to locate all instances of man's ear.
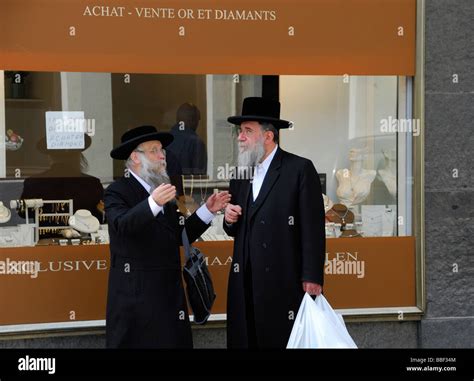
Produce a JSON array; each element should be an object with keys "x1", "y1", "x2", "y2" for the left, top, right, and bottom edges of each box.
[
  {"x1": 265, "y1": 130, "x2": 275, "y2": 144},
  {"x1": 130, "y1": 151, "x2": 141, "y2": 165}
]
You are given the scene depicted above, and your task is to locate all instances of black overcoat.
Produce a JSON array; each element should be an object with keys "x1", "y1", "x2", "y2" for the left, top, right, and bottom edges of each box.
[
  {"x1": 104, "y1": 175, "x2": 209, "y2": 348},
  {"x1": 223, "y1": 147, "x2": 326, "y2": 348}
]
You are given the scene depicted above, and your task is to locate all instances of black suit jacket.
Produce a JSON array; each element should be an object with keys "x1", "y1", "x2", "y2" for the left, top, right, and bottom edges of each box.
[
  {"x1": 104, "y1": 175, "x2": 209, "y2": 348},
  {"x1": 224, "y1": 147, "x2": 326, "y2": 348}
]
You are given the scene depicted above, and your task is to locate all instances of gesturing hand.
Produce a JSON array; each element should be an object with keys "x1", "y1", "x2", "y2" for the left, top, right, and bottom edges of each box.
[
  {"x1": 151, "y1": 184, "x2": 176, "y2": 206},
  {"x1": 224, "y1": 203, "x2": 242, "y2": 224},
  {"x1": 206, "y1": 191, "x2": 232, "y2": 213}
]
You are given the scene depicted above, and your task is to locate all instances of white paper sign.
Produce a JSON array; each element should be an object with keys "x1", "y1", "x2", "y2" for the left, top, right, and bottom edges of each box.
[
  {"x1": 361, "y1": 205, "x2": 384, "y2": 237},
  {"x1": 45, "y1": 111, "x2": 85, "y2": 150},
  {"x1": 361, "y1": 205, "x2": 396, "y2": 237},
  {"x1": 382, "y1": 205, "x2": 397, "y2": 237}
]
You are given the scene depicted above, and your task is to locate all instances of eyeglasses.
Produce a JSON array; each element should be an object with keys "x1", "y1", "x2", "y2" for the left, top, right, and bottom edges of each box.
[
  {"x1": 234, "y1": 126, "x2": 255, "y2": 137},
  {"x1": 135, "y1": 147, "x2": 166, "y2": 156}
]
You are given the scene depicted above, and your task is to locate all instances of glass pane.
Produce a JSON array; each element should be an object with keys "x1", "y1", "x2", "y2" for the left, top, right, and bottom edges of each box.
[
  {"x1": 1, "y1": 71, "x2": 406, "y2": 248},
  {"x1": 280, "y1": 75, "x2": 399, "y2": 238}
]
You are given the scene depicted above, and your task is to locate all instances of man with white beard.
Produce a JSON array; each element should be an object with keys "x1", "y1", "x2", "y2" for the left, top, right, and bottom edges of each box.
[
  {"x1": 223, "y1": 97, "x2": 326, "y2": 348},
  {"x1": 105, "y1": 125, "x2": 230, "y2": 348}
]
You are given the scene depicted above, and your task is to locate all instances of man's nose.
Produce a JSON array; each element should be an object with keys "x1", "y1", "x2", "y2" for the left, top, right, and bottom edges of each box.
[
  {"x1": 238, "y1": 132, "x2": 246, "y2": 141},
  {"x1": 158, "y1": 152, "x2": 166, "y2": 160}
]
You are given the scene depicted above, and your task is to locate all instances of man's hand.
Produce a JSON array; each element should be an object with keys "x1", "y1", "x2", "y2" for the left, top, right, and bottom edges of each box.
[
  {"x1": 225, "y1": 203, "x2": 242, "y2": 224},
  {"x1": 303, "y1": 282, "x2": 322, "y2": 296},
  {"x1": 151, "y1": 184, "x2": 176, "y2": 206},
  {"x1": 206, "y1": 191, "x2": 232, "y2": 213}
]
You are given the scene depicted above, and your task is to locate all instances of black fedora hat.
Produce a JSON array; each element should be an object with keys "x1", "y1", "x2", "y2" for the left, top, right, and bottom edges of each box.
[
  {"x1": 227, "y1": 97, "x2": 291, "y2": 129},
  {"x1": 110, "y1": 125, "x2": 173, "y2": 160}
]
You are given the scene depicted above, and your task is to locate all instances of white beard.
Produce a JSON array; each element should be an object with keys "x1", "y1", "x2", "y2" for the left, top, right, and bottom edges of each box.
[
  {"x1": 237, "y1": 137, "x2": 265, "y2": 170},
  {"x1": 139, "y1": 154, "x2": 170, "y2": 191}
]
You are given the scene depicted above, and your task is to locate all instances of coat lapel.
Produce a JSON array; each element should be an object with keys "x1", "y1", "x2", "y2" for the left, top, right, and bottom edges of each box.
[
  {"x1": 126, "y1": 175, "x2": 151, "y2": 202},
  {"x1": 248, "y1": 147, "x2": 283, "y2": 221},
  {"x1": 241, "y1": 179, "x2": 252, "y2": 224}
]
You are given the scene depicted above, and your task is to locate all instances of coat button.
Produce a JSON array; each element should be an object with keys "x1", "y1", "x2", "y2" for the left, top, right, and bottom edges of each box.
[
  {"x1": 260, "y1": 220, "x2": 265, "y2": 225},
  {"x1": 265, "y1": 267, "x2": 270, "y2": 272},
  {"x1": 262, "y1": 243, "x2": 267, "y2": 249}
]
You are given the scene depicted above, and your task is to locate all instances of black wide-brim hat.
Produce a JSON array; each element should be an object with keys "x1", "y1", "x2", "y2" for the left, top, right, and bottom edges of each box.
[
  {"x1": 110, "y1": 125, "x2": 174, "y2": 160},
  {"x1": 227, "y1": 97, "x2": 291, "y2": 130}
]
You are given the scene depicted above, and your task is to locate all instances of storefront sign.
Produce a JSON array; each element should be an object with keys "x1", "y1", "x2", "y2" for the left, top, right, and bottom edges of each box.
[
  {"x1": 0, "y1": 237, "x2": 415, "y2": 326},
  {"x1": 0, "y1": 0, "x2": 416, "y2": 75}
]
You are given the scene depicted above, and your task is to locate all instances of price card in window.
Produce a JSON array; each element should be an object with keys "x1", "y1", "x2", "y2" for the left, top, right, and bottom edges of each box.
[
  {"x1": 362, "y1": 205, "x2": 396, "y2": 237},
  {"x1": 361, "y1": 205, "x2": 385, "y2": 237},
  {"x1": 45, "y1": 111, "x2": 85, "y2": 150},
  {"x1": 382, "y1": 205, "x2": 396, "y2": 237}
]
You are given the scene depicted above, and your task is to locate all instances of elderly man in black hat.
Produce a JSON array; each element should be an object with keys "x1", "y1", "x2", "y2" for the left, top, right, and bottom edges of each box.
[
  {"x1": 223, "y1": 97, "x2": 326, "y2": 348},
  {"x1": 105, "y1": 125, "x2": 230, "y2": 348}
]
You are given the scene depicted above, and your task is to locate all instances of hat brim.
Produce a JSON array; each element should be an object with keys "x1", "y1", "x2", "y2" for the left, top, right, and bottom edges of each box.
[
  {"x1": 110, "y1": 132, "x2": 174, "y2": 160},
  {"x1": 227, "y1": 115, "x2": 291, "y2": 130}
]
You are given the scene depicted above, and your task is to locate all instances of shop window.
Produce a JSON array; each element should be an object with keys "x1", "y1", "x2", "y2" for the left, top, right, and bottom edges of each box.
[{"x1": 1, "y1": 72, "x2": 411, "y2": 245}]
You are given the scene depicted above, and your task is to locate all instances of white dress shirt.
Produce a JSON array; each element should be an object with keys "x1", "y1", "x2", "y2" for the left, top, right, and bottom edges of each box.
[
  {"x1": 252, "y1": 144, "x2": 278, "y2": 201},
  {"x1": 129, "y1": 170, "x2": 214, "y2": 224},
  {"x1": 224, "y1": 145, "x2": 278, "y2": 228}
]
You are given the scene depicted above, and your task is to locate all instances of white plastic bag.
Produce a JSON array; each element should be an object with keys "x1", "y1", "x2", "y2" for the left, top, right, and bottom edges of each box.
[{"x1": 287, "y1": 293, "x2": 357, "y2": 348}]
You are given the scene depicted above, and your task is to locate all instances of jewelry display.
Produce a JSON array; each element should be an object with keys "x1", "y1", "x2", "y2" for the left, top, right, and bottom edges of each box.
[
  {"x1": 326, "y1": 203, "x2": 354, "y2": 230},
  {"x1": 336, "y1": 207, "x2": 349, "y2": 225},
  {"x1": 10, "y1": 198, "x2": 73, "y2": 243},
  {"x1": 340, "y1": 230, "x2": 362, "y2": 238},
  {"x1": 184, "y1": 174, "x2": 194, "y2": 201},
  {"x1": 61, "y1": 228, "x2": 81, "y2": 239},
  {"x1": 336, "y1": 222, "x2": 361, "y2": 238},
  {"x1": 325, "y1": 222, "x2": 336, "y2": 238},
  {"x1": 178, "y1": 175, "x2": 198, "y2": 216},
  {"x1": 199, "y1": 175, "x2": 208, "y2": 206},
  {"x1": 38, "y1": 200, "x2": 74, "y2": 239},
  {"x1": 325, "y1": 203, "x2": 363, "y2": 238},
  {"x1": 90, "y1": 226, "x2": 110, "y2": 244},
  {"x1": 68, "y1": 209, "x2": 100, "y2": 233},
  {"x1": 0, "y1": 202, "x2": 12, "y2": 223}
]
